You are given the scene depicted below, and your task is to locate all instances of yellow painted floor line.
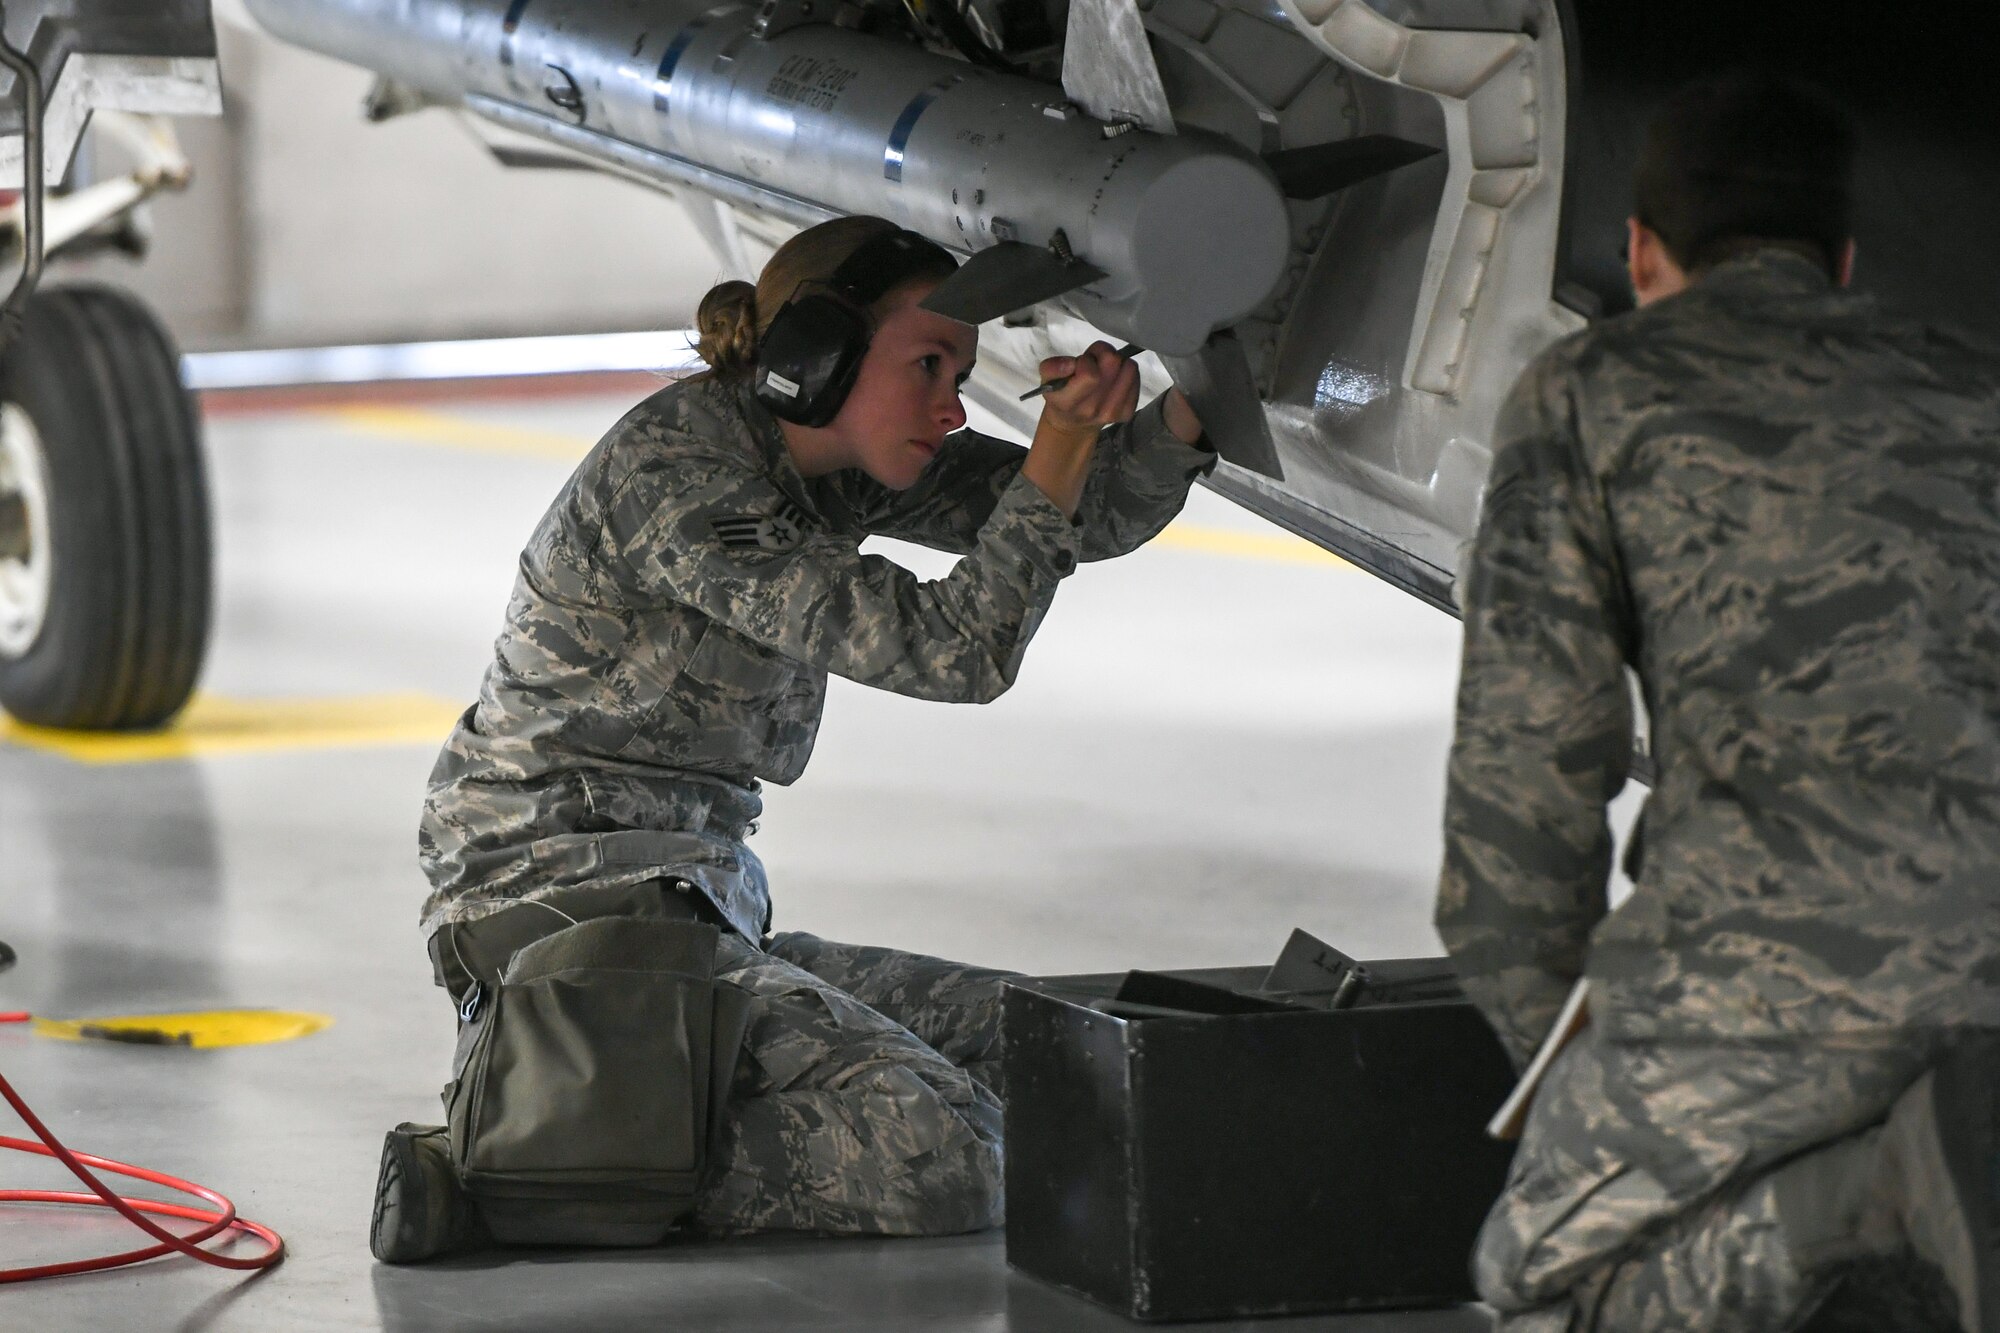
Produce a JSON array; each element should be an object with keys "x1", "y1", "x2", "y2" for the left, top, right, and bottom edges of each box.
[
  {"x1": 311, "y1": 406, "x2": 1345, "y2": 568},
  {"x1": 1153, "y1": 523, "x2": 1350, "y2": 568},
  {"x1": 322, "y1": 405, "x2": 594, "y2": 460},
  {"x1": 0, "y1": 691, "x2": 466, "y2": 765}
]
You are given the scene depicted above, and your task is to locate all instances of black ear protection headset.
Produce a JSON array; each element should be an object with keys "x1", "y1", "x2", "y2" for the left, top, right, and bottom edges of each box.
[{"x1": 753, "y1": 228, "x2": 958, "y2": 428}]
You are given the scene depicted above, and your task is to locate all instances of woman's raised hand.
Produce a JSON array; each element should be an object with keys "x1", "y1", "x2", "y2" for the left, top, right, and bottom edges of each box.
[
  {"x1": 1021, "y1": 342, "x2": 1140, "y2": 518},
  {"x1": 1036, "y1": 342, "x2": 1142, "y2": 437}
]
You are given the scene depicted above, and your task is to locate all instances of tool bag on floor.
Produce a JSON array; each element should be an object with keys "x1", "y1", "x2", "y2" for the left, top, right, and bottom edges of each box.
[{"x1": 430, "y1": 882, "x2": 752, "y2": 1247}]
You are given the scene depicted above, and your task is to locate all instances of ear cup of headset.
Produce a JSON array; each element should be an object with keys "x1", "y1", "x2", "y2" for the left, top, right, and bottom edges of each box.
[{"x1": 754, "y1": 293, "x2": 873, "y2": 427}]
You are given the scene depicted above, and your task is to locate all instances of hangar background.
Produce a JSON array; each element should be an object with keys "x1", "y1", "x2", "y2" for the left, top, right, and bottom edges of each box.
[
  {"x1": 0, "y1": 3, "x2": 1644, "y2": 1326},
  {"x1": 64, "y1": 0, "x2": 721, "y2": 349}
]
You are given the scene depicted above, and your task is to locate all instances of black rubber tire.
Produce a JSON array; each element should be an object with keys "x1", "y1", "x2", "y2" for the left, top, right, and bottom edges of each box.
[{"x1": 0, "y1": 284, "x2": 212, "y2": 729}]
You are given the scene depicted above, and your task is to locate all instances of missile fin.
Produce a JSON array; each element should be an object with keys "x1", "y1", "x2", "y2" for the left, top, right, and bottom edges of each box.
[
  {"x1": 1163, "y1": 333, "x2": 1285, "y2": 480},
  {"x1": 1063, "y1": 0, "x2": 1176, "y2": 135},
  {"x1": 485, "y1": 145, "x2": 597, "y2": 171},
  {"x1": 1264, "y1": 135, "x2": 1441, "y2": 201},
  {"x1": 919, "y1": 241, "x2": 1107, "y2": 327}
]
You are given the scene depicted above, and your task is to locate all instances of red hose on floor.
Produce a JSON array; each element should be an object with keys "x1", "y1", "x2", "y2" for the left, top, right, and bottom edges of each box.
[{"x1": 0, "y1": 1067, "x2": 285, "y2": 1281}]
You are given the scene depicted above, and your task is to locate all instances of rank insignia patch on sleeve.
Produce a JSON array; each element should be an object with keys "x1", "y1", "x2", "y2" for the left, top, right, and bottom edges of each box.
[{"x1": 710, "y1": 500, "x2": 811, "y2": 553}]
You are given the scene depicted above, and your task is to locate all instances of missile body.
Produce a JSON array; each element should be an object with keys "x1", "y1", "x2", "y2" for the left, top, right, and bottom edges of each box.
[{"x1": 245, "y1": 0, "x2": 1292, "y2": 355}]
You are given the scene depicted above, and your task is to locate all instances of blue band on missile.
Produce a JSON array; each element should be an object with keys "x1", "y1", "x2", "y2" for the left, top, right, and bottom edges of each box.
[
  {"x1": 499, "y1": 0, "x2": 533, "y2": 69},
  {"x1": 653, "y1": 17, "x2": 711, "y2": 116},
  {"x1": 884, "y1": 76, "x2": 959, "y2": 183}
]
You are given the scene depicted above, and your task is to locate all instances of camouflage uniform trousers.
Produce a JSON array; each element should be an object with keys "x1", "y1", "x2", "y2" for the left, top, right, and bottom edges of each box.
[
  {"x1": 692, "y1": 930, "x2": 1016, "y2": 1237},
  {"x1": 1478, "y1": 1027, "x2": 1944, "y2": 1331}
]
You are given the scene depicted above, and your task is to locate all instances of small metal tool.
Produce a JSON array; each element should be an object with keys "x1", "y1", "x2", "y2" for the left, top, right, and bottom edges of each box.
[
  {"x1": 1019, "y1": 342, "x2": 1142, "y2": 400},
  {"x1": 1263, "y1": 928, "x2": 1372, "y2": 1009}
]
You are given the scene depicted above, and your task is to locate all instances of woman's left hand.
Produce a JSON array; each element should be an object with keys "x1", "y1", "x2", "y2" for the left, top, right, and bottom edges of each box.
[{"x1": 1163, "y1": 387, "x2": 1203, "y2": 444}]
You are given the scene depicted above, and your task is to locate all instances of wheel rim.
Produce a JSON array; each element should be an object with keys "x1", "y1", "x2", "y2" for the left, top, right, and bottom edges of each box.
[{"x1": 0, "y1": 401, "x2": 54, "y2": 659}]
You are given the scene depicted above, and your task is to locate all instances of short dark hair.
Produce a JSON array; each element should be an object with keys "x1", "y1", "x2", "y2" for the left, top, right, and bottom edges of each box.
[{"x1": 1633, "y1": 71, "x2": 1857, "y2": 278}]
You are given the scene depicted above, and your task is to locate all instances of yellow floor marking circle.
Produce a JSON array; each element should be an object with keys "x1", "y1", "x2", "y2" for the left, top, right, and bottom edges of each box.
[
  {"x1": 34, "y1": 1010, "x2": 334, "y2": 1050},
  {"x1": 325, "y1": 404, "x2": 594, "y2": 460},
  {"x1": 0, "y1": 691, "x2": 465, "y2": 765},
  {"x1": 1153, "y1": 523, "x2": 1351, "y2": 568}
]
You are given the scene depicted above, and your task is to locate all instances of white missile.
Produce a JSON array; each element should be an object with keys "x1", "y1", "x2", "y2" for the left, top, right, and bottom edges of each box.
[{"x1": 245, "y1": 0, "x2": 1296, "y2": 357}]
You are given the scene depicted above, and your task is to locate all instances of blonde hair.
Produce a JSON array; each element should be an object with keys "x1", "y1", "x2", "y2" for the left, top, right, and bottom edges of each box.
[{"x1": 692, "y1": 216, "x2": 923, "y2": 380}]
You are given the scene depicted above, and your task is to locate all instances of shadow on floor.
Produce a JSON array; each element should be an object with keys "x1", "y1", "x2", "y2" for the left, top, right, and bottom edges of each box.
[{"x1": 365, "y1": 1230, "x2": 1495, "y2": 1332}]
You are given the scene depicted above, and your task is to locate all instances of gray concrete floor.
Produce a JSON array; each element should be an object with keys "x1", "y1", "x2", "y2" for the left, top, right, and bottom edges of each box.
[{"x1": 0, "y1": 381, "x2": 1500, "y2": 1330}]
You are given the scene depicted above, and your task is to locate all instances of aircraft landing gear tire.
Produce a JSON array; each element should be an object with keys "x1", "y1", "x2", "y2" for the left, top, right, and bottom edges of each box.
[{"x1": 0, "y1": 284, "x2": 211, "y2": 731}]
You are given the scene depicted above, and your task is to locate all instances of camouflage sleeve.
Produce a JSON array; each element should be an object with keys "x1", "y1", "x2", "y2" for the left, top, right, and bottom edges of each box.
[
  {"x1": 1071, "y1": 394, "x2": 1216, "y2": 562},
  {"x1": 847, "y1": 396, "x2": 1213, "y2": 559},
  {"x1": 611, "y1": 454, "x2": 1080, "y2": 704},
  {"x1": 1435, "y1": 352, "x2": 1633, "y2": 1070},
  {"x1": 848, "y1": 431, "x2": 1027, "y2": 555}
]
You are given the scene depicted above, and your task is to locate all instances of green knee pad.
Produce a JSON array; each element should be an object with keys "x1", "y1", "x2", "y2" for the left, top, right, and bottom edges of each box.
[{"x1": 437, "y1": 902, "x2": 751, "y2": 1248}]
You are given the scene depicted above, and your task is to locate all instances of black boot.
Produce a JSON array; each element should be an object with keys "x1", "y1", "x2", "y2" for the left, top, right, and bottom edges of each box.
[
  {"x1": 1792, "y1": 1253, "x2": 1963, "y2": 1333},
  {"x1": 1777, "y1": 1033, "x2": 2000, "y2": 1333},
  {"x1": 370, "y1": 1123, "x2": 488, "y2": 1263},
  {"x1": 1878, "y1": 1033, "x2": 2000, "y2": 1333}
]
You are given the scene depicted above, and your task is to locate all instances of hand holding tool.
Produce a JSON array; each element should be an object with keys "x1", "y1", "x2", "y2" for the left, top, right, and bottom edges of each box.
[{"x1": 1019, "y1": 343, "x2": 1142, "y2": 401}]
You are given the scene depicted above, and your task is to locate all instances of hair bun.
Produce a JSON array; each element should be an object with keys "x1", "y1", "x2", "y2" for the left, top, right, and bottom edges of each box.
[{"x1": 695, "y1": 280, "x2": 758, "y2": 378}]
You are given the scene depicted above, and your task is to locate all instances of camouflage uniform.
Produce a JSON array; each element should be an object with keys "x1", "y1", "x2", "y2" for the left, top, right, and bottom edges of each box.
[
  {"x1": 420, "y1": 372, "x2": 1213, "y2": 1234},
  {"x1": 1436, "y1": 249, "x2": 2000, "y2": 1328},
  {"x1": 699, "y1": 931, "x2": 1011, "y2": 1235}
]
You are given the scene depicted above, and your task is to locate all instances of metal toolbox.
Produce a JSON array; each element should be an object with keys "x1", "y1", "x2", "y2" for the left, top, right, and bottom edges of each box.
[{"x1": 1001, "y1": 959, "x2": 1518, "y2": 1322}]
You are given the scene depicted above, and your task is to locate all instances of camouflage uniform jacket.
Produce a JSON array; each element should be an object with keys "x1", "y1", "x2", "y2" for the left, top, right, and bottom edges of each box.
[
  {"x1": 1437, "y1": 249, "x2": 2000, "y2": 1068},
  {"x1": 420, "y1": 374, "x2": 1214, "y2": 940}
]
